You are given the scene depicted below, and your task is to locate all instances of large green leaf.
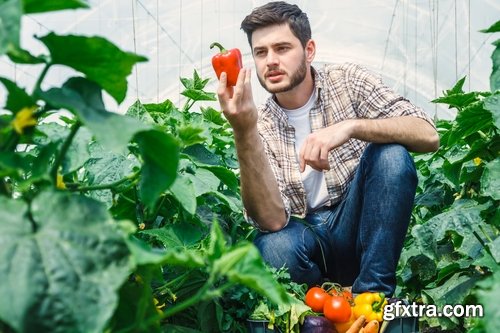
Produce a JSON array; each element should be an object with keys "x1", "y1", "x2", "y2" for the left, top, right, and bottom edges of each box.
[
  {"x1": 41, "y1": 77, "x2": 149, "y2": 153},
  {"x1": 412, "y1": 200, "x2": 489, "y2": 259},
  {"x1": 480, "y1": 158, "x2": 500, "y2": 200},
  {"x1": 83, "y1": 144, "x2": 138, "y2": 207},
  {"x1": 0, "y1": 77, "x2": 36, "y2": 112},
  {"x1": 212, "y1": 242, "x2": 290, "y2": 306},
  {"x1": 477, "y1": 270, "x2": 500, "y2": 333},
  {"x1": 448, "y1": 101, "x2": 493, "y2": 145},
  {"x1": 23, "y1": 0, "x2": 89, "y2": 13},
  {"x1": 0, "y1": 0, "x2": 21, "y2": 55},
  {"x1": 199, "y1": 165, "x2": 240, "y2": 192},
  {"x1": 140, "y1": 223, "x2": 203, "y2": 249},
  {"x1": 135, "y1": 129, "x2": 180, "y2": 210},
  {"x1": 37, "y1": 33, "x2": 147, "y2": 103},
  {"x1": 484, "y1": 93, "x2": 500, "y2": 130},
  {"x1": 0, "y1": 192, "x2": 132, "y2": 333},
  {"x1": 183, "y1": 144, "x2": 223, "y2": 165},
  {"x1": 422, "y1": 273, "x2": 481, "y2": 326},
  {"x1": 169, "y1": 174, "x2": 197, "y2": 215}
]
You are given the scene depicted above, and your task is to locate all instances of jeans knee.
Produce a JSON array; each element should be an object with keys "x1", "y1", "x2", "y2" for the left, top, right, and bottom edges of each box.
[{"x1": 364, "y1": 143, "x2": 417, "y2": 185}]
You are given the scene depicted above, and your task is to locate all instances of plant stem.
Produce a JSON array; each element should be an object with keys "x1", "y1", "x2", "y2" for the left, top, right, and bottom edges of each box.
[
  {"x1": 50, "y1": 121, "x2": 81, "y2": 183},
  {"x1": 182, "y1": 99, "x2": 195, "y2": 112},
  {"x1": 32, "y1": 63, "x2": 51, "y2": 96},
  {"x1": 66, "y1": 171, "x2": 140, "y2": 192}
]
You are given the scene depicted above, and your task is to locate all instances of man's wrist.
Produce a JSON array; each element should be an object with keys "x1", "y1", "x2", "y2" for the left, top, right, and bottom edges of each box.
[{"x1": 343, "y1": 118, "x2": 360, "y2": 139}]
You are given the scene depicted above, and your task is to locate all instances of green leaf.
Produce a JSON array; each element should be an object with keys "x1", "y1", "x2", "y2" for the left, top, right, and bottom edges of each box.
[
  {"x1": 446, "y1": 77, "x2": 467, "y2": 95},
  {"x1": 0, "y1": 0, "x2": 21, "y2": 55},
  {"x1": 41, "y1": 77, "x2": 149, "y2": 153},
  {"x1": 140, "y1": 223, "x2": 203, "y2": 249},
  {"x1": 477, "y1": 270, "x2": 500, "y2": 333},
  {"x1": 169, "y1": 174, "x2": 197, "y2": 215},
  {"x1": 83, "y1": 145, "x2": 138, "y2": 207},
  {"x1": 199, "y1": 165, "x2": 239, "y2": 192},
  {"x1": 423, "y1": 272, "x2": 481, "y2": 317},
  {"x1": 161, "y1": 248, "x2": 205, "y2": 268},
  {"x1": 201, "y1": 106, "x2": 226, "y2": 126},
  {"x1": 448, "y1": 101, "x2": 493, "y2": 145},
  {"x1": 126, "y1": 100, "x2": 156, "y2": 125},
  {"x1": 181, "y1": 89, "x2": 217, "y2": 102},
  {"x1": 207, "y1": 220, "x2": 227, "y2": 261},
  {"x1": 480, "y1": 158, "x2": 500, "y2": 200},
  {"x1": 480, "y1": 20, "x2": 500, "y2": 33},
  {"x1": 125, "y1": 236, "x2": 169, "y2": 266},
  {"x1": 183, "y1": 144, "x2": 223, "y2": 166},
  {"x1": 484, "y1": 94, "x2": 500, "y2": 130},
  {"x1": 491, "y1": 40, "x2": 500, "y2": 92},
  {"x1": 6, "y1": 46, "x2": 46, "y2": 64},
  {"x1": 487, "y1": 236, "x2": 500, "y2": 264},
  {"x1": 23, "y1": 0, "x2": 89, "y2": 13},
  {"x1": 412, "y1": 200, "x2": 489, "y2": 259},
  {"x1": 432, "y1": 92, "x2": 478, "y2": 109},
  {"x1": 212, "y1": 242, "x2": 290, "y2": 306},
  {"x1": 178, "y1": 125, "x2": 207, "y2": 147},
  {"x1": 0, "y1": 151, "x2": 27, "y2": 177},
  {"x1": 37, "y1": 33, "x2": 147, "y2": 103},
  {"x1": 135, "y1": 129, "x2": 180, "y2": 210},
  {"x1": 0, "y1": 77, "x2": 36, "y2": 112},
  {"x1": 0, "y1": 192, "x2": 132, "y2": 333},
  {"x1": 186, "y1": 168, "x2": 221, "y2": 197}
]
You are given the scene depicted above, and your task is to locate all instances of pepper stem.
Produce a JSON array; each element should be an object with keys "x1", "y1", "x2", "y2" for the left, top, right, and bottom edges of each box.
[{"x1": 210, "y1": 42, "x2": 227, "y2": 53}]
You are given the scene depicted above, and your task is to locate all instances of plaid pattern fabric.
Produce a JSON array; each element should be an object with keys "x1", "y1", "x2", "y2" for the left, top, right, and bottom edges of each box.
[{"x1": 255, "y1": 62, "x2": 435, "y2": 222}]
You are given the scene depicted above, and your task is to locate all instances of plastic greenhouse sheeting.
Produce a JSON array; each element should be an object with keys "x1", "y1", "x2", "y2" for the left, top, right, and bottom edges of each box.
[{"x1": 1, "y1": 0, "x2": 499, "y2": 120}]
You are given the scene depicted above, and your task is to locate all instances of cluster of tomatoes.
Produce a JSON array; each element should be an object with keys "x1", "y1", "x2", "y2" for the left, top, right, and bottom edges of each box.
[
  {"x1": 304, "y1": 284, "x2": 352, "y2": 329},
  {"x1": 304, "y1": 283, "x2": 386, "y2": 333}
]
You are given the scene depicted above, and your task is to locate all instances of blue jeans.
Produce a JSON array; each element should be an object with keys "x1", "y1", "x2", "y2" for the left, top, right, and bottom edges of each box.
[{"x1": 254, "y1": 143, "x2": 417, "y2": 296}]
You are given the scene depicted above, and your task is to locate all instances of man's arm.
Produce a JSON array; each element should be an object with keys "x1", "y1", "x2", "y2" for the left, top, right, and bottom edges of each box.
[
  {"x1": 217, "y1": 69, "x2": 287, "y2": 231},
  {"x1": 235, "y1": 129, "x2": 287, "y2": 231},
  {"x1": 299, "y1": 116, "x2": 439, "y2": 172},
  {"x1": 348, "y1": 116, "x2": 439, "y2": 152}
]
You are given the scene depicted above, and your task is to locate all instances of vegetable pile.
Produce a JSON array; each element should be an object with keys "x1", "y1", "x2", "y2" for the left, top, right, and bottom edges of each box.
[{"x1": 304, "y1": 283, "x2": 384, "y2": 333}]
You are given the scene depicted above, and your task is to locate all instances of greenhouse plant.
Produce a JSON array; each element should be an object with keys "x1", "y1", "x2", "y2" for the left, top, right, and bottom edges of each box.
[{"x1": 0, "y1": 1, "x2": 499, "y2": 333}]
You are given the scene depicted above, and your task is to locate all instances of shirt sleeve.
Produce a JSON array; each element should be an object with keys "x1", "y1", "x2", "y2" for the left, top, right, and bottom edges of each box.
[
  {"x1": 344, "y1": 63, "x2": 436, "y2": 128},
  {"x1": 243, "y1": 131, "x2": 292, "y2": 232}
]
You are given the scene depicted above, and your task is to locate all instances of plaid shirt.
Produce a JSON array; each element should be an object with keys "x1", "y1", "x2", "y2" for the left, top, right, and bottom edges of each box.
[{"x1": 255, "y1": 62, "x2": 435, "y2": 222}]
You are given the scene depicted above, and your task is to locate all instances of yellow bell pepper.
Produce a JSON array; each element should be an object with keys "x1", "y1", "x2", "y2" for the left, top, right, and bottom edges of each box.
[{"x1": 352, "y1": 292, "x2": 387, "y2": 322}]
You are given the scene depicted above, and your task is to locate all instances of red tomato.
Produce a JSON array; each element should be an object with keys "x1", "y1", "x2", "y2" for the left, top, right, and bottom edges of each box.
[
  {"x1": 305, "y1": 287, "x2": 330, "y2": 313},
  {"x1": 323, "y1": 295, "x2": 352, "y2": 323}
]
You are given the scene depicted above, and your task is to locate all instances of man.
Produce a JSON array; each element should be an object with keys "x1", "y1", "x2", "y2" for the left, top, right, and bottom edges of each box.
[{"x1": 216, "y1": 1, "x2": 439, "y2": 297}]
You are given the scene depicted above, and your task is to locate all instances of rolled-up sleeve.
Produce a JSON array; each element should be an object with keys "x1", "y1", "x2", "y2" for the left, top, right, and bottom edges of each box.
[{"x1": 344, "y1": 63, "x2": 435, "y2": 128}]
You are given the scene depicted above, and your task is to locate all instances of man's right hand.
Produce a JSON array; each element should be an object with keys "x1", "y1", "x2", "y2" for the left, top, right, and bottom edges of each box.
[{"x1": 216, "y1": 68, "x2": 258, "y2": 136}]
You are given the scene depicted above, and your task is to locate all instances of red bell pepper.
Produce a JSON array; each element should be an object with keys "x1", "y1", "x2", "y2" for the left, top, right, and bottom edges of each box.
[{"x1": 210, "y1": 42, "x2": 242, "y2": 86}]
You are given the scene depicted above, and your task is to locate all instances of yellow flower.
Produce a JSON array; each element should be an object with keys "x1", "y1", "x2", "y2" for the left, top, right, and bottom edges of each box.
[
  {"x1": 56, "y1": 173, "x2": 66, "y2": 189},
  {"x1": 11, "y1": 106, "x2": 38, "y2": 134},
  {"x1": 138, "y1": 222, "x2": 146, "y2": 230},
  {"x1": 473, "y1": 157, "x2": 482, "y2": 166},
  {"x1": 153, "y1": 298, "x2": 165, "y2": 314}
]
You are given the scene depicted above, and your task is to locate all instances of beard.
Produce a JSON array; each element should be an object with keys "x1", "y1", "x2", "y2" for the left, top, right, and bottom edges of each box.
[{"x1": 258, "y1": 55, "x2": 308, "y2": 94}]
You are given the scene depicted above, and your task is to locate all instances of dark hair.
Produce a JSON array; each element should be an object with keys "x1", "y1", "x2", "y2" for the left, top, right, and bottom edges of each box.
[{"x1": 240, "y1": 1, "x2": 311, "y2": 48}]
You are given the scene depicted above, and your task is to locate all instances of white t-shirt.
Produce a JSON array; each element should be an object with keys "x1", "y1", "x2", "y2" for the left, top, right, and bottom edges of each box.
[{"x1": 284, "y1": 91, "x2": 330, "y2": 211}]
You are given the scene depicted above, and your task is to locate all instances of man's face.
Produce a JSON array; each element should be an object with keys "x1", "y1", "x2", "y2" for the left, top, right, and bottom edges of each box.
[{"x1": 251, "y1": 24, "x2": 311, "y2": 94}]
